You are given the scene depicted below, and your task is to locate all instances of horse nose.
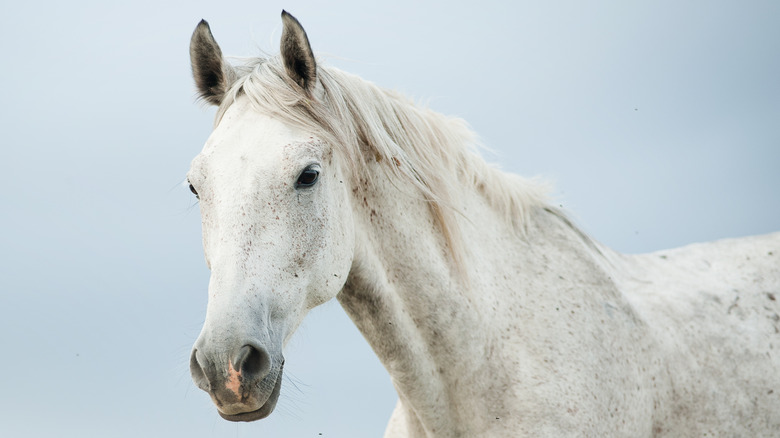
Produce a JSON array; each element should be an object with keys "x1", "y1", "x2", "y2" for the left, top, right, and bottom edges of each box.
[
  {"x1": 190, "y1": 344, "x2": 272, "y2": 392},
  {"x1": 232, "y1": 344, "x2": 271, "y2": 379}
]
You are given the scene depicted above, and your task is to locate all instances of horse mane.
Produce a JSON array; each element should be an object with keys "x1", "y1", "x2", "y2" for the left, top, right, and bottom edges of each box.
[{"x1": 215, "y1": 56, "x2": 549, "y2": 267}]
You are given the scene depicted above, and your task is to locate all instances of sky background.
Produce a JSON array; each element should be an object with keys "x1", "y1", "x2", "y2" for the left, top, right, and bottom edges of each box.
[{"x1": 1, "y1": 1, "x2": 778, "y2": 437}]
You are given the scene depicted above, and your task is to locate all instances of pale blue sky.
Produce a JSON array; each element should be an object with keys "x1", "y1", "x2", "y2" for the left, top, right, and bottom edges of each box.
[{"x1": 1, "y1": 1, "x2": 778, "y2": 437}]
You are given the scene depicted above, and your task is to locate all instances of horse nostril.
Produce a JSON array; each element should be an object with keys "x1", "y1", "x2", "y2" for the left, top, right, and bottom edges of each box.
[
  {"x1": 233, "y1": 344, "x2": 271, "y2": 379},
  {"x1": 190, "y1": 349, "x2": 210, "y2": 390}
]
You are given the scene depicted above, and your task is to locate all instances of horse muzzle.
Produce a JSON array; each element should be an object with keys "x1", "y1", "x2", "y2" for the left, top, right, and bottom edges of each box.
[{"x1": 190, "y1": 343, "x2": 284, "y2": 422}]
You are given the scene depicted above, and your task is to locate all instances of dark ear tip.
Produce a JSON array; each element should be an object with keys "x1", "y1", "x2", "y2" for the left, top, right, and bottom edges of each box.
[
  {"x1": 194, "y1": 19, "x2": 210, "y2": 32},
  {"x1": 281, "y1": 10, "x2": 299, "y2": 25},
  {"x1": 192, "y1": 19, "x2": 214, "y2": 44}
]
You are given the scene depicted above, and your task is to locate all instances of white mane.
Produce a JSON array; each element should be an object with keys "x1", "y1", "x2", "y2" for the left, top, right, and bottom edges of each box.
[{"x1": 215, "y1": 56, "x2": 549, "y2": 261}]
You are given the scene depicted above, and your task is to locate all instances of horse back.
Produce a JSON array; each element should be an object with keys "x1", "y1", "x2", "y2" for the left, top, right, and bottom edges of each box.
[{"x1": 621, "y1": 231, "x2": 780, "y2": 436}]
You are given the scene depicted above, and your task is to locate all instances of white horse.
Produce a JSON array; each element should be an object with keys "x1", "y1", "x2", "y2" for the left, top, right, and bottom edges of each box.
[{"x1": 186, "y1": 11, "x2": 780, "y2": 437}]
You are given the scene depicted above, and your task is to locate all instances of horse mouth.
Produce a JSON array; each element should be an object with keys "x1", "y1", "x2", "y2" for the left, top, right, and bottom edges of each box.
[{"x1": 217, "y1": 363, "x2": 284, "y2": 422}]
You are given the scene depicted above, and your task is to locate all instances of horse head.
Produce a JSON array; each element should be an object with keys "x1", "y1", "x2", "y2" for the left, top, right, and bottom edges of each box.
[{"x1": 186, "y1": 11, "x2": 355, "y2": 421}]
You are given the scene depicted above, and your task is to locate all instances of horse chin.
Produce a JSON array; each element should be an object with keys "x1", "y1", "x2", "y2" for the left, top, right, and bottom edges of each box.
[{"x1": 217, "y1": 364, "x2": 284, "y2": 422}]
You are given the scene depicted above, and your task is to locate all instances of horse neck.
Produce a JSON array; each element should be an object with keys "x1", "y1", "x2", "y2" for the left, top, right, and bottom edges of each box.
[
  {"x1": 338, "y1": 172, "x2": 475, "y2": 435},
  {"x1": 338, "y1": 165, "x2": 621, "y2": 434}
]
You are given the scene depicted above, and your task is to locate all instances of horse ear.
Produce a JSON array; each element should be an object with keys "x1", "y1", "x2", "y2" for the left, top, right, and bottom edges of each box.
[
  {"x1": 280, "y1": 11, "x2": 317, "y2": 94},
  {"x1": 190, "y1": 20, "x2": 234, "y2": 106}
]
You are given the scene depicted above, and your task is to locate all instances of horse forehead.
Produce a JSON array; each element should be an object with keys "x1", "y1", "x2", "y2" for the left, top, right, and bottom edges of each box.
[{"x1": 200, "y1": 99, "x2": 316, "y2": 170}]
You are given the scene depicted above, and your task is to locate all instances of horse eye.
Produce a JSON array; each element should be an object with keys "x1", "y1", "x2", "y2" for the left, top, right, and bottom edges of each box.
[
  {"x1": 189, "y1": 183, "x2": 199, "y2": 198},
  {"x1": 296, "y1": 166, "x2": 320, "y2": 188}
]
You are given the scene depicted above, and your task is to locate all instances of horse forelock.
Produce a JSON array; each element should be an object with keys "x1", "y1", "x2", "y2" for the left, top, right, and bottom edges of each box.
[{"x1": 213, "y1": 55, "x2": 549, "y2": 267}]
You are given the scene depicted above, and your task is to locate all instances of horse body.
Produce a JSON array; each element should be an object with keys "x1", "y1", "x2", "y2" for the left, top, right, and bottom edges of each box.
[{"x1": 185, "y1": 12, "x2": 780, "y2": 436}]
